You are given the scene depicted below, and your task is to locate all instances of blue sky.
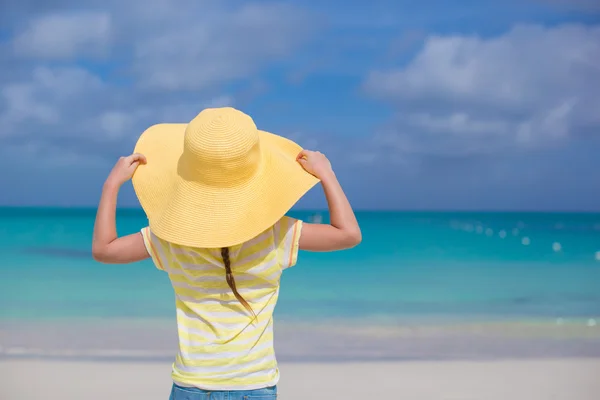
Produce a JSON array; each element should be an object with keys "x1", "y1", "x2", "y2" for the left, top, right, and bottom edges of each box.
[{"x1": 0, "y1": 0, "x2": 599, "y2": 210}]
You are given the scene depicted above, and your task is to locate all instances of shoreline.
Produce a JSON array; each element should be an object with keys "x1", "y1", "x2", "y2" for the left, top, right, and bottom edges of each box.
[
  {"x1": 3, "y1": 353, "x2": 600, "y2": 364},
  {"x1": 2, "y1": 317, "x2": 599, "y2": 362},
  {"x1": 2, "y1": 358, "x2": 599, "y2": 400}
]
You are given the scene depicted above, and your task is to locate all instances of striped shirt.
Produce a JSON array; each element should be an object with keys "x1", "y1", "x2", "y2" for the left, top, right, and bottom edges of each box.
[{"x1": 141, "y1": 216, "x2": 302, "y2": 390}]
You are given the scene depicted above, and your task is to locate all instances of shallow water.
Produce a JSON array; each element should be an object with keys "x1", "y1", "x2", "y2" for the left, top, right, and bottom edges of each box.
[{"x1": 1, "y1": 208, "x2": 599, "y2": 360}]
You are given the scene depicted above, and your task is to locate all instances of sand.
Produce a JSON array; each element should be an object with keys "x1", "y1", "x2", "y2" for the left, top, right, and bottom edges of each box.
[
  {"x1": 2, "y1": 319, "x2": 600, "y2": 398},
  {"x1": 1, "y1": 358, "x2": 599, "y2": 400}
]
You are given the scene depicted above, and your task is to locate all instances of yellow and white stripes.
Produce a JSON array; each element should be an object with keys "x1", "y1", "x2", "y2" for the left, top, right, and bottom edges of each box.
[{"x1": 141, "y1": 216, "x2": 302, "y2": 391}]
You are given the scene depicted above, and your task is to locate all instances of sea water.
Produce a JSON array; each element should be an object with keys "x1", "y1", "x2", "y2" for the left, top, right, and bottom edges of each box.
[{"x1": 1, "y1": 208, "x2": 599, "y2": 322}]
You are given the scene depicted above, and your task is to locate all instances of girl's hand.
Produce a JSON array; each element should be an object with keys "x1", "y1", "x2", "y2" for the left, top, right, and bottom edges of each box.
[
  {"x1": 296, "y1": 150, "x2": 333, "y2": 180},
  {"x1": 106, "y1": 153, "x2": 147, "y2": 188}
]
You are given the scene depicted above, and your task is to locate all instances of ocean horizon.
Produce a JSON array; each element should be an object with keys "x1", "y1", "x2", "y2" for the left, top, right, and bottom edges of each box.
[{"x1": 1, "y1": 207, "x2": 599, "y2": 361}]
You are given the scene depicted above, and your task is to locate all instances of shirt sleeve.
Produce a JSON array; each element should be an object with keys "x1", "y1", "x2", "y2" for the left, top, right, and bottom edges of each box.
[
  {"x1": 141, "y1": 227, "x2": 166, "y2": 271},
  {"x1": 275, "y1": 216, "x2": 303, "y2": 270}
]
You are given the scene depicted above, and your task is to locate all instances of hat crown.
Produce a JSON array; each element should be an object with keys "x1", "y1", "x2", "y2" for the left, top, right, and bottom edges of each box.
[{"x1": 179, "y1": 107, "x2": 261, "y2": 185}]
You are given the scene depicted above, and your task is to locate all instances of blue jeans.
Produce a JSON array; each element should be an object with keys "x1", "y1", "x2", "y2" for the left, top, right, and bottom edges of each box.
[{"x1": 169, "y1": 383, "x2": 277, "y2": 399}]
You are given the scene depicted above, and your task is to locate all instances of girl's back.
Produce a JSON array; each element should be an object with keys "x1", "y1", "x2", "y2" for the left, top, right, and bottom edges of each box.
[{"x1": 142, "y1": 217, "x2": 301, "y2": 389}]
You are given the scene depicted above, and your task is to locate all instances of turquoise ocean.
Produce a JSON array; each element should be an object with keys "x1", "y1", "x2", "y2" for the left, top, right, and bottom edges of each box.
[{"x1": 1, "y1": 208, "x2": 599, "y2": 361}]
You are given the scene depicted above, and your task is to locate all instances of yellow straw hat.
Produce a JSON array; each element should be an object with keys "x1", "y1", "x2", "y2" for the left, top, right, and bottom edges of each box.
[{"x1": 132, "y1": 107, "x2": 319, "y2": 248}]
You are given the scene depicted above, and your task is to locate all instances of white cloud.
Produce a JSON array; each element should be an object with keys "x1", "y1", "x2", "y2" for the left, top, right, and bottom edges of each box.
[
  {"x1": 203, "y1": 95, "x2": 235, "y2": 109},
  {"x1": 0, "y1": 63, "x2": 239, "y2": 160},
  {"x1": 13, "y1": 12, "x2": 112, "y2": 59},
  {"x1": 0, "y1": 1, "x2": 314, "y2": 160},
  {"x1": 407, "y1": 113, "x2": 509, "y2": 136},
  {"x1": 30, "y1": 66, "x2": 104, "y2": 96},
  {"x1": 129, "y1": 2, "x2": 312, "y2": 90},
  {"x1": 98, "y1": 111, "x2": 136, "y2": 139},
  {"x1": 0, "y1": 83, "x2": 59, "y2": 131},
  {"x1": 0, "y1": 67, "x2": 103, "y2": 136},
  {"x1": 365, "y1": 24, "x2": 600, "y2": 153}
]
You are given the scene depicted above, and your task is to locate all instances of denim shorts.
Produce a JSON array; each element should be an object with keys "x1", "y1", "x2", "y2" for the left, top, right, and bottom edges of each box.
[{"x1": 169, "y1": 383, "x2": 277, "y2": 400}]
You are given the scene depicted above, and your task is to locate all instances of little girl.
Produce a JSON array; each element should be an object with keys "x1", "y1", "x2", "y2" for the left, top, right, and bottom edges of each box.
[{"x1": 92, "y1": 107, "x2": 361, "y2": 399}]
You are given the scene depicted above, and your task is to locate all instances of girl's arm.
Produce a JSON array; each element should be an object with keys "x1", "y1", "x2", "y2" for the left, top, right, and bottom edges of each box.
[
  {"x1": 296, "y1": 150, "x2": 361, "y2": 251},
  {"x1": 92, "y1": 153, "x2": 150, "y2": 264}
]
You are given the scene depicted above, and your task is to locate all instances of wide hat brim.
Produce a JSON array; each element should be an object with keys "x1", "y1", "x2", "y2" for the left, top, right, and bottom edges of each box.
[{"x1": 132, "y1": 123, "x2": 319, "y2": 248}]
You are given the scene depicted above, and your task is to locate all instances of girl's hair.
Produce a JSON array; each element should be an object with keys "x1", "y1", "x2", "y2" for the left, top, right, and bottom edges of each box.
[{"x1": 221, "y1": 247, "x2": 256, "y2": 319}]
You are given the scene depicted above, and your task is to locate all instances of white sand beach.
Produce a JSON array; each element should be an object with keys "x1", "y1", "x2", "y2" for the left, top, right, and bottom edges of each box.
[{"x1": 2, "y1": 358, "x2": 599, "y2": 400}]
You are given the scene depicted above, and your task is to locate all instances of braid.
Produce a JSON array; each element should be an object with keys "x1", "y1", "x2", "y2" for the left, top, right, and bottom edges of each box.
[{"x1": 221, "y1": 247, "x2": 256, "y2": 319}]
